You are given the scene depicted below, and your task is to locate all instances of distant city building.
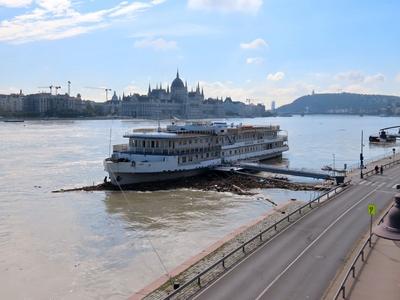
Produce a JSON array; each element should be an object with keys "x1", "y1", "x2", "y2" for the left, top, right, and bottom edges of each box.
[
  {"x1": 271, "y1": 100, "x2": 276, "y2": 111},
  {"x1": 23, "y1": 93, "x2": 87, "y2": 116},
  {"x1": 106, "y1": 71, "x2": 267, "y2": 119},
  {"x1": 0, "y1": 92, "x2": 24, "y2": 114}
]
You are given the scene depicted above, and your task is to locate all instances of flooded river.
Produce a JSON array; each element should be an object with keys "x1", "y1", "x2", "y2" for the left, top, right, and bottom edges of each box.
[{"x1": 0, "y1": 115, "x2": 398, "y2": 299}]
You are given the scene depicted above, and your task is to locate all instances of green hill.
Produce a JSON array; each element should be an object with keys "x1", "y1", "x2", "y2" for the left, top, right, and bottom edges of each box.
[{"x1": 277, "y1": 92, "x2": 400, "y2": 115}]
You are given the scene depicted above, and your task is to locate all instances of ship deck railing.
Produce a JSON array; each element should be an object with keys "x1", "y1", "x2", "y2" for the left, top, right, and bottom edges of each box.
[{"x1": 112, "y1": 145, "x2": 221, "y2": 156}]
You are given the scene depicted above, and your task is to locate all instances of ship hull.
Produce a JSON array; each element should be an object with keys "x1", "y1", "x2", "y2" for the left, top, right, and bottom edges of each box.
[
  {"x1": 105, "y1": 149, "x2": 286, "y2": 186},
  {"x1": 107, "y1": 168, "x2": 209, "y2": 186}
]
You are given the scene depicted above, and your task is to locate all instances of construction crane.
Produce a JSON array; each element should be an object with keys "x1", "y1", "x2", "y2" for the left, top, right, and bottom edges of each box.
[
  {"x1": 85, "y1": 86, "x2": 112, "y2": 101},
  {"x1": 54, "y1": 86, "x2": 61, "y2": 95},
  {"x1": 67, "y1": 81, "x2": 71, "y2": 96},
  {"x1": 38, "y1": 85, "x2": 54, "y2": 94}
]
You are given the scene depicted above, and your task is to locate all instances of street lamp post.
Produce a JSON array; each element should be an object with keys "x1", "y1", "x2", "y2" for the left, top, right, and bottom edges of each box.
[
  {"x1": 360, "y1": 130, "x2": 364, "y2": 179},
  {"x1": 393, "y1": 148, "x2": 396, "y2": 160}
]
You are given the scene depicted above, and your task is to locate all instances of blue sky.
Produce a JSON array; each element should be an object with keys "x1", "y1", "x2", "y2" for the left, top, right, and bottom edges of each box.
[{"x1": 0, "y1": 0, "x2": 399, "y2": 106}]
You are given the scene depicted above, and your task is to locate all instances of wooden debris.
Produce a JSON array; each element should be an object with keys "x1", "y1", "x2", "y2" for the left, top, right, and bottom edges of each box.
[{"x1": 52, "y1": 171, "x2": 330, "y2": 195}]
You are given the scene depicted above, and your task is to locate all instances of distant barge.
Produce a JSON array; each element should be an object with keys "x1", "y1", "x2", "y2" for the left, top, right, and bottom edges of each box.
[
  {"x1": 3, "y1": 119, "x2": 24, "y2": 123},
  {"x1": 104, "y1": 121, "x2": 289, "y2": 185},
  {"x1": 369, "y1": 126, "x2": 400, "y2": 143}
]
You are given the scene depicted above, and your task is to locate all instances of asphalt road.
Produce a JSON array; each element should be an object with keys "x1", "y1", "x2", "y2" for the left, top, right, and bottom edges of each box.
[{"x1": 194, "y1": 164, "x2": 400, "y2": 300}]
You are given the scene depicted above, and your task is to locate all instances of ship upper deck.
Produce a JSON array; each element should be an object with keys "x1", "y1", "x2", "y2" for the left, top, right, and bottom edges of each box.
[{"x1": 123, "y1": 131, "x2": 211, "y2": 139}]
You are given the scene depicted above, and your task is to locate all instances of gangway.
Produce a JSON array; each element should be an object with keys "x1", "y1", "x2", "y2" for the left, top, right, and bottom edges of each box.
[{"x1": 234, "y1": 162, "x2": 345, "y2": 183}]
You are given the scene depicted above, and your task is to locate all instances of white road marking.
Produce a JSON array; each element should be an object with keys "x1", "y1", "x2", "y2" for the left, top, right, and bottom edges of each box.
[
  {"x1": 377, "y1": 182, "x2": 386, "y2": 189},
  {"x1": 364, "y1": 181, "x2": 372, "y2": 186},
  {"x1": 254, "y1": 188, "x2": 378, "y2": 300},
  {"x1": 392, "y1": 184, "x2": 399, "y2": 189},
  {"x1": 359, "y1": 181, "x2": 366, "y2": 185}
]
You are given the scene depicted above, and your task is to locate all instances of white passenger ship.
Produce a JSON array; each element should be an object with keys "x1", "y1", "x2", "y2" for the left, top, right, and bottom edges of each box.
[{"x1": 104, "y1": 122, "x2": 288, "y2": 185}]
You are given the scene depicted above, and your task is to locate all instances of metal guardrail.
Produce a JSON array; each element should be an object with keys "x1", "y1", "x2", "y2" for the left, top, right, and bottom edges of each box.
[
  {"x1": 333, "y1": 204, "x2": 394, "y2": 300},
  {"x1": 362, "y1": 157, "x2": 400, "y2": 178},
  {"x1": 163, "y1": 182, "x2": 351, "y2": 300},
  {"x1": 339, "y1": 153, "x2": 394, "y2": 173}
]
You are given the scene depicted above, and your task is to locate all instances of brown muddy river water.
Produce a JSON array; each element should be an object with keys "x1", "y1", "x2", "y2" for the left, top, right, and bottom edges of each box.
[{"x1": 0, "y1": 116, "x2": 398, "y2": 299}]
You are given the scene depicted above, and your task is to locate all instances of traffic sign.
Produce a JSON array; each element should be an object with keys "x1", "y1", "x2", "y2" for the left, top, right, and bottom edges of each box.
[{"x1": 368, "y1": 204, "x2": 377, "y2": 216}]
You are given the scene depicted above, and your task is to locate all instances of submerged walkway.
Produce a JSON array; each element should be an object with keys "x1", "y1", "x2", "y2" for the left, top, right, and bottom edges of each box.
[{"x1": 236, "y1": 162, "x2": 332, "y2": 179}]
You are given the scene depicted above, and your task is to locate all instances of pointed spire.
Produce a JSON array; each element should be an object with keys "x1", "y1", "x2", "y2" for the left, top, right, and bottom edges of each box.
[
  {"x1": 160, "y1": 82, "x2": 162, "y2": 89},
  {"x1": 176, "y1": 69, "x2": 180, "y2": 78},
  {"x1": 201, "y1": 88, "x2": 204, "y2": 97},
  {"x1": 185, "y1": 81, "x2": 188, "y2": 88},
  {"x1": 167, "y1": 85, "x2": 170, "y2": 93},
  {"x1": 148, "y1": 83, "x2": 151, "y2": 94},
  {"x1": 196, "y1": 82, "x2": 200, "y2": 93}
]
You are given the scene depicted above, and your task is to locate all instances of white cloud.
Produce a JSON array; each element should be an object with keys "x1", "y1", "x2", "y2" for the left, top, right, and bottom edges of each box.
[
  {"x1": 199, "y1": 80, "x2": 256, "y2": 101},
  {"x1": 364, "y1": 73, "x2": 385, "y2": 84},
  {"x1": 188, "y1": 0, "x2": 263, "y2": 13},
  {"x1": 0, "y1": 0, "x2": 164, "y2": 43},
  {"x1": 335, "y1": 71, "x2": 365, "y2": 83},
  {"x1": 246, "y1": 57, "x2": 263, "y2": 64},
  {"x1": 396, "y1": 74, "x2": 400, "y2": 83},
  {"x1": 134, "y1": 37, "x2": 177, "y2": 50},
  {"x1": 267, "y1": 71, "x2": 285, "y2": 81},
  {"x1": 109, "y1": 2, "x2": 152, "y2": 17},
  {"x1": 240, "y1": 38, "x2": 267, "y2": 49},
  {"x1": 0, "y1": 0, "x2": 32, "y2": 7},
  {"x1": 334, "y1": 71, "x2": 385, "y2": 84}
]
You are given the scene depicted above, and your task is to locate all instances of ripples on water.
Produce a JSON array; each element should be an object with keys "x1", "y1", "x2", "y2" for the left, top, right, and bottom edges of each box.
[{"x1": 0, "y1": 116, "x2": 399, "y2": 299}]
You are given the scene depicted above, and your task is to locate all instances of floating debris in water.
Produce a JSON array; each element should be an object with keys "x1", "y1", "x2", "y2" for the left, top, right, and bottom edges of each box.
[{"x1": 52, "y1": 171, "x2": 330, "y2": 195}]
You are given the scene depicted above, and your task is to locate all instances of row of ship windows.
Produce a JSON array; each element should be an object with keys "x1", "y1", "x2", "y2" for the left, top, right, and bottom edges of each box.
[
  {"x1": 178, "y1": 151, "x2": 219, "y2": 164},
  {"x1": 222, "y1": 142, "x2": 284, "y2": 156},
  {"x1": 177, "y1": 142, "x2": 284, "y2": 163},
  {"x1": 131, "y1": 134, "x2": 278, "y2": 149}
]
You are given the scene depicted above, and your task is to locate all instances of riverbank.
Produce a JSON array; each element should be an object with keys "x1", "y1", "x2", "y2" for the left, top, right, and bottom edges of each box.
[{"x1": 52, "y1": 171, "x2": 331, "y2": 195}]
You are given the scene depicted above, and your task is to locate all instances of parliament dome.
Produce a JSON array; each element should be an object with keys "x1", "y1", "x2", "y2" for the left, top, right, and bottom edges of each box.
[{"x1": 171, "y1": 71, "x2": 185, "y2": 90}]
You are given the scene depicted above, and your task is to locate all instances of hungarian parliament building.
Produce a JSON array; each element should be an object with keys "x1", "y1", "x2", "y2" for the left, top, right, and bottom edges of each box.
[{"x1": 104, "y1": 71, "x2": 267, "y2": 119}]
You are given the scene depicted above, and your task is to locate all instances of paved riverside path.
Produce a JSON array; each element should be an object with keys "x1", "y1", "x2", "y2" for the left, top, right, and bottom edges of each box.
[{"x1": 194, "y1": 164, "x2": 400, "y2": 300}]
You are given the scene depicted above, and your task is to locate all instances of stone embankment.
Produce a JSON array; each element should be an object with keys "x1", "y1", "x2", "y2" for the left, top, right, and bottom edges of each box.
[{"x1": 52, "y1": 171, "x2": 330, "y2": 195}]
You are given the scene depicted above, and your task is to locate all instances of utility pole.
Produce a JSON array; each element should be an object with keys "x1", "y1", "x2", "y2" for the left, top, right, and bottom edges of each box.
[
  {"x1": 333, "y1": 153, "x2": 336, "y2": 177},
  {"x1": 360, "y1": 130, "x2": 364, "y2": 179}
]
